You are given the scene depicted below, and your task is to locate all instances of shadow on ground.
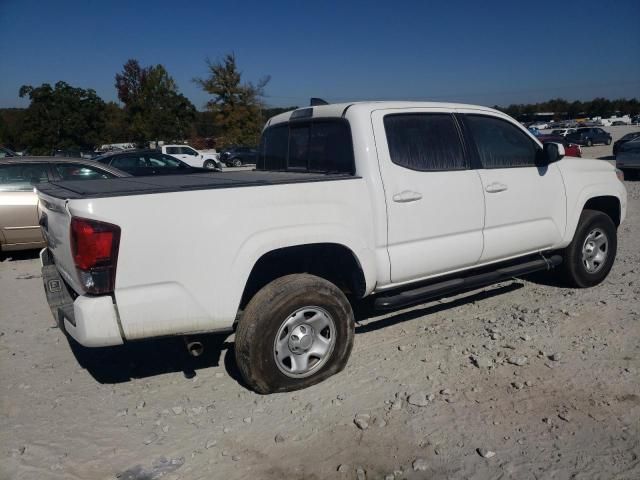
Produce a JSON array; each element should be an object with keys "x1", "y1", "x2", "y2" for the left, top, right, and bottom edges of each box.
[
  {"x1": 0, "y1": 249, "x2": 40, "y2": 262},
  {"x1": 69, "y1": 282, "x2": 529, "y2": 388}
]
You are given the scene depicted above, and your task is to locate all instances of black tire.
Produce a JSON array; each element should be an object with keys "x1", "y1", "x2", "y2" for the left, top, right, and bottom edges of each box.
[
  {"x1": 605, "y1": 138, "x2": 611, "y2": 146},
  {"x1": 204, "y1": 160, "x2": 217, "y2": 169},
  {"x1": 235, "y1": 274, "x2": 355, "y2": 394},
  {"x1": 560, "y1": 209, "x2": 617, "y2": 288},
  {"x1": 586, "y1": 138, "x2": 593, "y2": 147},
  {"x1": 232, "y1": 158, "x2": 242, "y2": 167}
]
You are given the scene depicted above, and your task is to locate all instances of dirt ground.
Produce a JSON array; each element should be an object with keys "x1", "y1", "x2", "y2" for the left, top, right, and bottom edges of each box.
[{"x1": 2, "y1": 156, "x2": 639, "y2": 479}]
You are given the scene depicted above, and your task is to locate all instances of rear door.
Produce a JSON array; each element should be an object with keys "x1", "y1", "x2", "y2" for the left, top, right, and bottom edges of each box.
[
  {"x1": 0, "y1": 163, "x2": 49, "y2": 248},
  {"x1": 459, "y1": 112, "x2": 566, "y2": 262},
  {"x1": 372, "y1": 108, "x2": 485, "y2": 284}
]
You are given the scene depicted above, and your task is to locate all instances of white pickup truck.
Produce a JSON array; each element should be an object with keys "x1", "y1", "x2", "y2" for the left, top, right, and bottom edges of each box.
[
  {"x1": 160, "y1": 144, "x2": 222, "y2": 170},
  {"x1": 37, "y1": 101, "x2": 627, "y2": 393}
]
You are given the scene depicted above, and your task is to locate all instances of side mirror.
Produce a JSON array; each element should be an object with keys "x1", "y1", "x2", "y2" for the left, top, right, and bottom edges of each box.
[{"x1": 542, "y1": 142, "x2": 565, "y2": 164}]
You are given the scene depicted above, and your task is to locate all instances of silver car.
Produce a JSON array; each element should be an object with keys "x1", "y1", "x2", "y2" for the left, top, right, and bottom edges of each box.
[
  {"x1": 0, "y1": 157, "x2": 128, "y2": 253},
  {"x1": 616, "y1": 138, "x2": 640, "y2": 180}
]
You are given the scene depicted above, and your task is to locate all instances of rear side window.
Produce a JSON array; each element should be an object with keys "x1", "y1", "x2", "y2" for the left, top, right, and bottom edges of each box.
[
  {"x1": 258, "y1": 120, "x2": 354, "y2": 174},
  {"x1": 0, "y1": 163, "x2": 49, "y2": 191},
  {"x1": 465, "y1": 115, "x2": 538, "y2": 168},
  {"x1": 54, "y1": 163, "x2": 116, "y2": 180},
  {"x1": 165, "y1": 147, "x2": 180, "y2": 155},
  {"x1": 383, "y1": 113, "x2": 466, "y2": 171}
]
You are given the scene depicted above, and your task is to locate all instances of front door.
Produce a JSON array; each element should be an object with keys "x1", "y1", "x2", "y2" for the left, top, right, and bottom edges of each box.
[
  {"x1": 459, "y1": 112, "x2": 566, "y2": 262},
  {"x1": 372, "y1": 108, "x2": 485, "y2": 285}
]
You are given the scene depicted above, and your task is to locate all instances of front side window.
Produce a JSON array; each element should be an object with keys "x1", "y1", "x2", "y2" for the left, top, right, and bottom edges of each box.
[
  {"x1": 0, "y1": 163, "x2": 49, "y2": 191},
  {"x1": 55, "y1": 163, "x2": 115, "y2": 181},
  {"x1": 383, "y1": 113, "x2": 466, "y2": 171},
  {"x1": 181, "y1": 147, "x2": 198, "y2": 156},
  {"x1": 466, "y1": 115, "x2": 538, "y2": 168},
  {"x1": 258, "y1": 120, "x2": 354, "y2": 174}
]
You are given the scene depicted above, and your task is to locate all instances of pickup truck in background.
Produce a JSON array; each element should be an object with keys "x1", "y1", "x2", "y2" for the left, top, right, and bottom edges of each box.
[
  {"x1": 161, "y1": 144, "x2": 222, "y2": 170},
  {"x1": 37, "y1": 101, "x2": 627, "y2": 394}
]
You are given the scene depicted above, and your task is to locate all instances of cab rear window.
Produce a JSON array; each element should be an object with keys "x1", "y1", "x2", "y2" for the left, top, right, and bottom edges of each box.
[{"x1": 258, "y1": 120, "x2": 355, "y2": 174}]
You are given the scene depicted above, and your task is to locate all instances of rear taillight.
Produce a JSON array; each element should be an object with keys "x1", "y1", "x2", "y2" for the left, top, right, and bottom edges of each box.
[{"x1": 70, "y1": 217, "x2": 120, "y2": 294}]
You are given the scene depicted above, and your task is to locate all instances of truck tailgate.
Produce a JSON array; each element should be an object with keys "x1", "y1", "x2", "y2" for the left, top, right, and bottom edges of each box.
[{"x1": 37, "y1": 191, "x2": 85, "y2": 295}]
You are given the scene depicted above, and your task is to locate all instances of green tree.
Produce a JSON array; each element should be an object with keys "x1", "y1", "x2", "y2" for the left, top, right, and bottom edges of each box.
[
  {"x1": 194, "y1": 53, "x2": 270, "y2": 146},
  {"x1": 18, "y1": 81, "x2": 106, "y2": 155},
  {"x1": 115, "y1": 59, "x2": 196, "y2": 144}
]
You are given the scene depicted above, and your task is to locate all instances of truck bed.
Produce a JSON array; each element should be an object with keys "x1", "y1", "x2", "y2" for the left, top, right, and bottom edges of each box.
[{"x1": 36, "y1": 170, "x2": 357, "y2": 199}]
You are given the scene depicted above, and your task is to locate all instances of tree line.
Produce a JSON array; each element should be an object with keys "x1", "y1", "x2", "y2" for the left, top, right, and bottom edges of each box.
[
  {"x1": 0, "y1": 54, "x2": 295, "y2": 155},
  {"x1": 494, "y1": 97, "x2": 639, "y2": 122},
  {"x1": 1, "y1": 55, "x2": 638, "y2": 155}
]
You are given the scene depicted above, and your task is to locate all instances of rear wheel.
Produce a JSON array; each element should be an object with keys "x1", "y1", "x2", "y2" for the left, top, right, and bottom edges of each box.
[
  {"x1": 605, "y1": 138, "x2": 611, "y2": 145},
  {"x1": 235, "y1": 274, "x2": 355, "y2": 394},
  {"x1": 560, "y1": 209, "x2": 617, "y2": 288},
  {"x1": 586, "y1": 138, "x2": 593, "y2": 147}
]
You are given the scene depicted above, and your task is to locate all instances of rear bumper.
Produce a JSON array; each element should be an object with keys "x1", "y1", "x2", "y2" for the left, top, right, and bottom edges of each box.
[{"x1": 40, "y1": 248, "x2": 124, "y2": 347}]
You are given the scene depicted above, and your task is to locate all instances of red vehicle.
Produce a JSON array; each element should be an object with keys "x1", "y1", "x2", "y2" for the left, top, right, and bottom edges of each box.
[{"x1": 537, "y1": 134, "x2": 581, "y2": 158}]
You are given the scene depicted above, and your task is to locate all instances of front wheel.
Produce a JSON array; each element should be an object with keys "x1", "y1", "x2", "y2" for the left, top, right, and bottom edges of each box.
[
  {"x1": 204, "y1": 160, "x2": 218, "y2": 169},
  {"x1": 586, "y1": 139, "x2": 593, "y2": 147},
  {"x1": 560, "y1": 209, "x2": 617, "y2": 288},
  {"x1": 232, "y1": 158, "x2": 242, "y2": 167},
  {"x1": 605, "y1": 138, "x2": 612, "y2": 145},
  {"x1": 235, "y1": 274, "x2": 355, "y2": 394}
]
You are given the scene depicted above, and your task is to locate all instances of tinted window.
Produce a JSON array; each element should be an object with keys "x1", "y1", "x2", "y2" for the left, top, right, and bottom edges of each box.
[
  {"x1": 181, "y1": 147, "x2": 197, "y2": 156},
  {"x1": 146, "y1": 153, "x2": 184, "y2": 168},
  {"x1": 466, "y1": 115, "x2": 538, "y2": 168},
  {"x1": 0, "y1": 163, "x2": 48, "y2": 191},
  {"x1": 55, "y1": 163, "x2": 116, "y2": 180},
  {"x1": 258, "y1": 121, "x2": 354, "y2": 173},
  {"x1": 165, "y1": 147, "x2": 180, "y2": 155},
  {"x1": 384, "y1": 114, "x2": 465, "y2": 171},
  {"x1": 110, "y1": 155, "x2": 146, "y2": 169}
]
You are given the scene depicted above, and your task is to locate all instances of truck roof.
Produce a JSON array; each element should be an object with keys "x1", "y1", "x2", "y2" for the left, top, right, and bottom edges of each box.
[{"x1": 266, "y1": 101, "x2": 501, "y2": 127}]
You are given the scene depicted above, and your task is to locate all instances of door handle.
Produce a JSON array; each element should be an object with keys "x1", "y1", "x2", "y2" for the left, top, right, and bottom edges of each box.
[
  {"x1": 392, "y1": 190, "x2": 423, "y2": 203},
  {"x1": 485, "y1": 182, "x2": 508, "y2": 193}
]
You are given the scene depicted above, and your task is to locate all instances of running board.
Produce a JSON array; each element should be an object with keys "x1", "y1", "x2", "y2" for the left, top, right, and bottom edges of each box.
[{"x1": 373, "y1": 254, "x2": 562, "y2": 311}]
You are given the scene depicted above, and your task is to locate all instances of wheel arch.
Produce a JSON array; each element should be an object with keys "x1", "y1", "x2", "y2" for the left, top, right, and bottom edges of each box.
[{"x1": 239, "y1": 243, "x2": 368, "y2": 310}]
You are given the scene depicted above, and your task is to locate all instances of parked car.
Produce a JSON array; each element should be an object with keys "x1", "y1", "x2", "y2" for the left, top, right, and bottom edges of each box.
[
  {"x1": 161, "y1": 145, "x2": 222, "y2": 170},
  {"x1": 219, "y1": 146, "x2": 258, "y2": 167},
  {"x1": 613, "y1": 131, "x2": 640, "y2": 157},
  {"x1": 0, "y1": 157, "x2": 127, "y2": 253},
  {"x1": 537, "y1": 134, "x2": 581, "y2": 157},
  {"x1": 550, "y1": 128, "x2": 576, "y2": 137},
  {"x1": 616, "y1": 138, "x2": 640, "y2": 179},
  {"x1": 94, "y1": 150, "x2": 211, "y2": 176},
  {"x1": 565, "y1": 127, "x2": 612, "y2": 147},
  {"x1": 529, "y1": 122, "x2": 549, "y2": 130},
  {"x1": 38, "y1": 101, "x2": 626, "y2": 393},
  {"x1": 0, "y1": 146, "x2": 18, "y2": 158}
]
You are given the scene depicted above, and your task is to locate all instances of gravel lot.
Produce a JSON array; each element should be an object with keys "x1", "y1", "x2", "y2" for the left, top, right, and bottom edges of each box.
[{"x1": 1, "y1": 144, "x2": 639, "y2": 479}]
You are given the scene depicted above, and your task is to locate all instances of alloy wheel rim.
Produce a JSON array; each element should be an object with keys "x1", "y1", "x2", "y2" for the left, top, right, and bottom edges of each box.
[
  {"x1": 581, "y1": 228, "x2": 608, "y2": 273},
  {"x1": 273, "y1": 306, "x2": 336, "y2": 378}
]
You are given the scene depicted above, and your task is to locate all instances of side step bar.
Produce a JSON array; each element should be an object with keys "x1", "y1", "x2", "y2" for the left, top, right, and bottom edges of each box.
[{"x1": 373, "y1": 254, "x2": 562, "y2": 311}]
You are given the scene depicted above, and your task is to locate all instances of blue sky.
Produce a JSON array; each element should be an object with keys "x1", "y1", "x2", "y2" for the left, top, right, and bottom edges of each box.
[{"x1": 1, "y1": 0, "x2": 638, "y2": 109}]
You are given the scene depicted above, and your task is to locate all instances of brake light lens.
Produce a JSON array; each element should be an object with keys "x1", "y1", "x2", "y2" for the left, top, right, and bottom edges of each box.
[{"x1": 70, "y1": 217, "x2": 120, "y2": 294}]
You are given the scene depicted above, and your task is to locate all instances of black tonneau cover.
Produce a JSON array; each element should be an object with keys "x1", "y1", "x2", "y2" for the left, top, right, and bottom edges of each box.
[{"x1": 36, "y1": 170, "x2": 357, "y2": 200}]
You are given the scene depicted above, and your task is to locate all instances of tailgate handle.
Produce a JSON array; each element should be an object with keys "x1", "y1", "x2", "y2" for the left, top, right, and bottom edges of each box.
[{"x1": 38, "y1": 213, "x2": 48, "y2": 230}]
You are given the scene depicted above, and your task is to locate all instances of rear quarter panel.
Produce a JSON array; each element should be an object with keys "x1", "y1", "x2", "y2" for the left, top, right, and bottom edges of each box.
[{"x1": 68, "y1": 178, "x2": 376, "y2": 339}]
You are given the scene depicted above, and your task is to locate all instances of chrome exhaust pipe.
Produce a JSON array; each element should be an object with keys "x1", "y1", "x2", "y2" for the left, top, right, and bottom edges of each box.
[{"x1": 184, "y1": 337, "x2": 204, "y2": 357}]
